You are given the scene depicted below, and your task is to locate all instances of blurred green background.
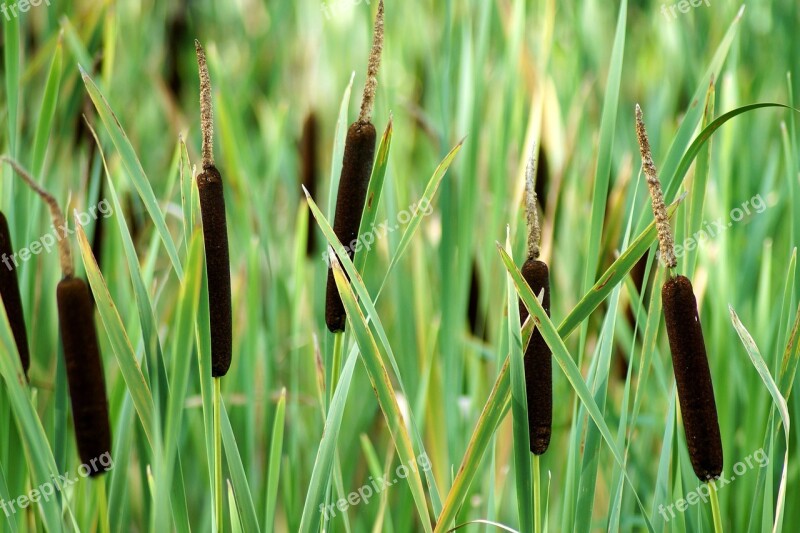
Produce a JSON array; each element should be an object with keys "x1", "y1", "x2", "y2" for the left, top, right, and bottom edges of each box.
[{"x1": 0, "y1": 0, "x2": 799, "y2": 531}]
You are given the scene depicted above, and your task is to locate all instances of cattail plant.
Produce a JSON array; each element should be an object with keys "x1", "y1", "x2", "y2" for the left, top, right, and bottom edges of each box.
[
  {"x1": 300, "y1": 112, "x2": 319, "y2": 256},
  {"x1": 195, "y1": 40, "x2": 233, "y2": 378},
  {"x1": 325, "y1": 0, "x2": 384, "y2": 332},
  {"x1": 635, "y1": 104, "x2": 723, "y2": 481},
  {"x1": 1, "y1": 157, "x2": 111, "y2": 476},
  {"x1": 0, "y1": 211, "x2": 30, "y2": 376},
  {"x1": 519, "y1": 148, "x2": 552, "y2": 455}
]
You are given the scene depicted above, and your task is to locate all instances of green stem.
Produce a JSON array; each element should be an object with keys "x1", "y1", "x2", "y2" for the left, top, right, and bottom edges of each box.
[
  {"x1": 709, "y1": 480, "x2": 723, "y2": 533},
  {"x1": 533, "y1": 454, "x2": 541, "y2": 533},
  {"x1": 96, "y1": 477, "x2": 110, "y2": 533},
  {"x1": 214, "y1": 378, "x2": 223, "y2": 533},
  {"x1": 329, "y1": 332, "x2": 344, "y2": 403}
]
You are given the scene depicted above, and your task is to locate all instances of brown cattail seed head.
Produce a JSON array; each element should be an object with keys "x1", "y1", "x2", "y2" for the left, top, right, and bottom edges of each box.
[
  {"x1": 519, "y1": 258, "x2": 552, "y2": 455},
  {"x1": 325, "y1": 122, "x2": 377, "y2": 332},
  {"x1": 198, "y1": 165, "x2": 233, "y2": 377},
  {"x1": 57, "y1": 277, "x2": 112, "y2": 476},
  {"x1": 635, "y1": 105, "x2": 676, "y2": 269},
  {"x1": 358, "y1": 0, "x2": 385, "y2": 125},
  {"x1": 662, "y1": 275, "x2": 723, "y2": 481},
  {"x1": 300, "y1": 112, "x2": 319, "y2": 256},
  {"x1": 0, "y1": 212, "x2": 30, "y2": 375},
  {"x1": 525, "y1": 148, "x2": 541, "y2": 260},
  {"x1": 195, "y1": 40, "x2": 214, "y2": 169}
]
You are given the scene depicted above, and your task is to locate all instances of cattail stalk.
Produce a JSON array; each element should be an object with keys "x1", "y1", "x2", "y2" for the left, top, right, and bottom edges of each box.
[
  {"x1": 1, "y1": 157, "x2": 111, "y2": 476},
  {"x1": 635, "y1": 105, "x2": 723, "y2": 481},
  {"x1": 195, "y1": 40, "x2": 233, "y2": 378},
  {"x1": 325, "y1": 0, "x2": 384, "y2": 332},
  {"x1": 519, "y1": 147, "x2": 552, "y2": 455},
  {"x1": 0, "y1": 211, "x2": 30, "y2": 375}
]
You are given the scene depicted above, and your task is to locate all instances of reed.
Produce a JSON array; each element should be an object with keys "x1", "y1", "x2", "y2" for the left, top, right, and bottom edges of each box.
[
  {"x1": 0, "y1": 211, "x2": 30, "y2": 376},
  {"x1": 1, "y1": 156, "x2": 111, "y2": 475},
  {"x1": 196, "y1": 40, "x2": 233, "y2": 378},
  {"x1": 325, "y1": 0, "x2": 384, "y2": 332},
  {"x1": 635, "y1": 104, "x2": 723, "y2": 481},
  {"x1": 519, "y1": 148, "x2": 552, "y2": 455}
]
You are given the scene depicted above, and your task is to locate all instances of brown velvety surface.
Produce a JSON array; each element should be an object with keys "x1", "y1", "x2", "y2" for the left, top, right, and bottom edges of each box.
[
  {"x1": 301, "y1": 112, "x2": 319, "y2": 256},
  {"x1": 57, "y1": 277, "x2": 112, "y2": 476},
  {"x1": 198, "y1": 165, "x2": 233, "y2": 377},
  {"x1": 325, "y1": 121, "x2": 377, "y2": 332},
  {"x1": 0, "y1": 212, "x2": 30, "y2": 376},
  {"x1": 519, "y1": 258, "x2": 552, "y2": 455},
  {"x1": 662, "y1": 275, "x2": 723, "y2": 480}
]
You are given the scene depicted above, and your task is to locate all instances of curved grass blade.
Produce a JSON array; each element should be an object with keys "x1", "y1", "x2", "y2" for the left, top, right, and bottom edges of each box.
[
  {"x1": 354, "y1": 117, "x2": 393, "y2": 272},
  {"x1": 220, "y1": 397, "x2": 261, "y2": 533},
  {"x1": 560, "y1": 195, "x2": 683, "y2": 339},
  {"x1": 304, "y1": 188, "x2": 442, "y2": 512},
  {"x1": 153, "y1": 233, "x2": 203, "y2": 533},
  {"x1": 2, "y1": 11, "x2": 20, "y2": 222},
  {"x1": 665, "y1": 103, "x2": 799, "y2": 203},
  {"x1": 31, "y1": 37, "x2": 62, "y2": 178},
  {"x1": 504, "y1": 229, "x2": 533, "y2": 533},
  {"x1": 580, "y1": 0, "x2": 626, "y2": 306},
  {"x1": 636, "y1": 5, "x2": 745, "y2": 231},
  {"x1": 265, "y1": 389, "x2": 286, "y2": 530},
  {"x1": 435, "y1": 198, "x2": 682, "y2": 530},
  {"x1": 80, "y1": 68, "x2": 184, "y2": 280},
  {"x1": 86, "y1": 121, "x2": 167, "y2": 409},
  {"x1": 299, "y1": 348, "x2": 358, "y2": 533},
  {"x1": 75, "y1": 223, "x2": 156, "y2": 449},
  {"x1": 228, "y1": 480, "x2": 244, "y2": 533},
  {"x1": 377, "y1": 139, "x2": 464, "y2": 299},
  {"x1": 331, "y1": 257, "x2": 433, "y2": 530},
  {"x1": 0, "y1": 308, "x2": 64, "y2": 531},
  {"x1": 498, "y1": 246, "x2": 654, "y2": 532},
  {"x1": 729, "y1": 307, "x2": 790, "y2": 533},
  {"x1": 327, "y1": 73, "x2": 356, "y2": 220}
]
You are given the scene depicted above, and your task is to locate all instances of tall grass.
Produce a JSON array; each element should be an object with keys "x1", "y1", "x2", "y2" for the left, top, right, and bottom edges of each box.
[{"x1": 0, "y1": 1, "x2": 798, "y2": 532}]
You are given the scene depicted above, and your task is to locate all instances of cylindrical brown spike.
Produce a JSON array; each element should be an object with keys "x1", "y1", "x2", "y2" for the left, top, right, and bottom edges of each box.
[
  {"x1": 0, "y1": 212, "x2": 30, "y2": 376},
  {"x1": 662, "y1": 275, "x2": 723, "y2": 481},
  {"x1": 198, "y1": 165, "x2": 233, "y2": 377},
  {"x1": 325, "y1": 121, "x2": 377, "y2": 332},
  {"x1": 300, "y1": 113, "x2": 319, "y2": 256},
  {"x1": 467, "y1": 260, "x2": 485, "y2": 339},
  {"x1": 57, "y1": 277, "x2": 111, "y2": 476},
  {"x1": 519, "y1": 258, "x2": 552, "y2": 455}
]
